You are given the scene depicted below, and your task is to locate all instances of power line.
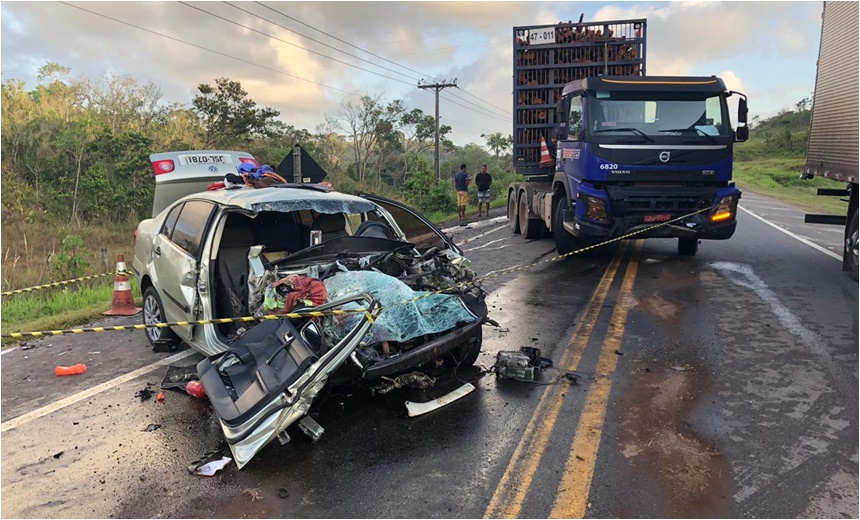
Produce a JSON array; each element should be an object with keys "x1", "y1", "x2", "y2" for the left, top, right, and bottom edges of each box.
[
  {"x1": 253, "y1": 1, "x2": 431, "y2": 82},
  {"x1": 179, "y1": 2, "x2": 418, "y2": 88},
  {"x1": 418, "y1": 79, "x2": 458, "y2": 182},
  {"x1": 58, "y1": 2, "x2": 358, "y2": 97},
  {"x1": 439, "y1": 93, "x2": 510, "y2": 123},
  {"x1": 248, "y1": 1, "x2": 511, "y2": 118}
]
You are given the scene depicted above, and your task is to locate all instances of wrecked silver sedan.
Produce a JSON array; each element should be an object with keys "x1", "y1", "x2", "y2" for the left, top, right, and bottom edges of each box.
[{"x1": 132, "y1": 185, "x2": 486, "y2": 467}]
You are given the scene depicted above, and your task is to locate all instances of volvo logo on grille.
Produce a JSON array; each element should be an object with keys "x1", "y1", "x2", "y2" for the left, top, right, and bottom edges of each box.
[{"x1": 659, "y1": 151, "x2": 671, "y2": 163}]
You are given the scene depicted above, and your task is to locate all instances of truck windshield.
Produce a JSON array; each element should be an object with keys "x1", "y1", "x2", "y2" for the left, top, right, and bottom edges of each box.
[{"x1": 586, "y1": 91, "x2": 730, "y2": 141}]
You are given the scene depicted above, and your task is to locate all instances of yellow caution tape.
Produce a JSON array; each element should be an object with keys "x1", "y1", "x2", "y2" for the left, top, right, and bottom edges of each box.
[{"x1": 2, "y1": 268, "x2": 134, "y2": 297}]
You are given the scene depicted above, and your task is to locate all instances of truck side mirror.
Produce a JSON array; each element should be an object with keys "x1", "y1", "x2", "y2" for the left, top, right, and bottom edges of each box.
[
  {"x1": 735, "y1": 126, "x2": 749, "y2": 142},
  {"x1": 738, "y1": 97, "x2": 748, "y2": 124}
]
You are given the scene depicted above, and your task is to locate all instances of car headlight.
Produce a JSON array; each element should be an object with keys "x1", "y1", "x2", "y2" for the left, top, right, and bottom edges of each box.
[{"x1": 711, "y1": 195, "x2": 738, "y2": 222}]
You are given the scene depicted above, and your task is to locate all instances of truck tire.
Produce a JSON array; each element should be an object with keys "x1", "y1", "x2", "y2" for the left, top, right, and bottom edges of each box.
[
  {"x1": 678, "y1": 237, "x2": 699, "y2": 256},
  {"x1": 847, "y1": 208, "x2": 858, "y2": 281},
  {"x1": 519, "y1": 192, "x2": 541, "y2": 239},
  {"x1": 554, "y1": 197, "x2": 578, "y2": 256},
  {"x1": 507, "y1": 191, "x2": 520, "y2": 234}
]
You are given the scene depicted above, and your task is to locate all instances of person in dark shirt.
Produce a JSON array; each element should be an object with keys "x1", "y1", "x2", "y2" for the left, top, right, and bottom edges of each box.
[
  {"x1": 475, "y1": 164, "x2": 492, "y2": 217},
  {"x1": 452, "y1": 164, "x2": 470, "y2": 220}
]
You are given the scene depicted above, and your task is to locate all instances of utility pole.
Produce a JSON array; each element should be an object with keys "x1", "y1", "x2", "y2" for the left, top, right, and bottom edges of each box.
[{"x1": 418, "y1": 79, "x2": 457, "y2": 182}]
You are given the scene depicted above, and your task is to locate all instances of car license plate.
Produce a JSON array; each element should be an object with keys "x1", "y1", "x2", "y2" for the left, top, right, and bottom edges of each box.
[
  {"x1": 643, "y1": 214, "x2": 672, "y2": 223},
  {"x1": 178, "y1": 154, "x2": 230, "y2": 166}
]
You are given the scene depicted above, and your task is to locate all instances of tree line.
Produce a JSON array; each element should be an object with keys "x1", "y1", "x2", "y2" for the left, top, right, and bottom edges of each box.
[{"x1": 1, "y1": 63, "x2": 515, "y2": 228}]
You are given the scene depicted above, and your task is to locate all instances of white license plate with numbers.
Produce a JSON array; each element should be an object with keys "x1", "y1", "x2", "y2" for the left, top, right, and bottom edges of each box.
[{"x1": 178, "y1": 154, "x2": 231, "y2": 166}]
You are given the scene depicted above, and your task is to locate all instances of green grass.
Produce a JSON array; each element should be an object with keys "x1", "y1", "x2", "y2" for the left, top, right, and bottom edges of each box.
[
  {"x1": 1, "y1": 280, "x2": 141, "y2": 345},
  {"x1": 734, "y1": 155, "x2": 849, "y2": 216}
]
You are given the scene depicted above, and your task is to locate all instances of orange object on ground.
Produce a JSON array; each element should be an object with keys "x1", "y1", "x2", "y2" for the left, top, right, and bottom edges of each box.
[
  {"x1": 156, "y1": 391, "x2": 165, "y2": 402},
  {"x1": 55, "y1": 364, "x2": 87, "y2": 376},
  {"x1": 103, "y1": 254, "x2": 142, "y2": 316}
]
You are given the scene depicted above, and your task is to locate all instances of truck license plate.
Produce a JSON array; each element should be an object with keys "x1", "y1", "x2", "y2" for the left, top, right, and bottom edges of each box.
[{"x1": 643, "y1": 214, "x2": 672, "y2": 223}]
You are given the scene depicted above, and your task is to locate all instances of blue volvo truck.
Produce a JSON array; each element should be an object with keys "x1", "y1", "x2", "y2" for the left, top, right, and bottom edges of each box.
[{"x1": 508, "y1": 19, "x2": 749, "y2": 256}]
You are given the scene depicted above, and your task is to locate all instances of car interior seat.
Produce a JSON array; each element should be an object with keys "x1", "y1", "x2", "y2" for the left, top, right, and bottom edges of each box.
[
  {"x1": 312, "y1": 213, "x2": 349, "y2": 242},
  {"x1": 216, "y1": 224, "x2": 256, "y2": 320}
]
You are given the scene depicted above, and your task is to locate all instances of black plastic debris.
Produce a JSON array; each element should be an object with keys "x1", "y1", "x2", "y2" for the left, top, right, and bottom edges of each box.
[
  {"x1": 161, "y1": 365, "x2": 199, "y2": 391},
  {"x1": 134, "y1": 385, "x2": 155, "y2": 401},
  {"x1": 53, "y1": 451, "x2": 64, "y2": 459},
  {"x1": 277, "y1": 488, "x2": 290, "y2": 499},
  {"x1": 141, "y1": 424, "x2": 162, "y2": 432}
]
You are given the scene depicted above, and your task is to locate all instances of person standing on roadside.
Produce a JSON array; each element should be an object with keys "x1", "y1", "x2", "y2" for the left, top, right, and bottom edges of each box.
[
  {"x1": 453, "y1": 163, "x2": 470, "y2": 220},
  {"x1": 475, "y1": 164, "x2": 492, "y2": 217}
]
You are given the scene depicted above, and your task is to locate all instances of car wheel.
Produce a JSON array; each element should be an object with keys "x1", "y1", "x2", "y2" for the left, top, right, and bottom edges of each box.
[
  {"x1": 678, "y1": 237, "x2": 699, "y2": 256},
  {"x1": 554, "y1": 197, "x2": 579, "y2": 256},
  {"x1": 452, "y1": 335, "x2": 482, "y2": 368},
  {"x1": 508, "y1": 191, "x2": 520, "y2": 235},
  {"x1": 143, "y1": 286, "x2": 180, "y2": 349},
  {"x1": 847, "y1": 208, "x2": 858, "y2": 281},
  {"x1": 519, "y1": 192, "x2": 541, "y2": 239}
]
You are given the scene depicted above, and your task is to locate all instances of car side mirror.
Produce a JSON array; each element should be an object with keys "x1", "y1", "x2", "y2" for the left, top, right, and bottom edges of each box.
[
  {"x1": 735, "y1": 126, "x2": 749, "y2": 142},
  {"x1": 738, "y1": 97, "x2": 748, "y2": 124}
]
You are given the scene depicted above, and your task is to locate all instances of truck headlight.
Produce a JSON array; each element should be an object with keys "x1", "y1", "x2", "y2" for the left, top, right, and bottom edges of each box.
[
  {"x1": 586, "y1": 196, "x2": 608, "y2": 223},
  {"x1": 711, "y1": 195, "x2": 738, "y2": 222}
]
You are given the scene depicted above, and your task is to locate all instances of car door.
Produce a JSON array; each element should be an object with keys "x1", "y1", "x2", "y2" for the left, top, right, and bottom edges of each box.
[
  {"x1": 359, "y1": 194, "x2": 462, "y2": 255},
  {"x1": 151, "y1": 200, "x2": 216, "y2": 342}
]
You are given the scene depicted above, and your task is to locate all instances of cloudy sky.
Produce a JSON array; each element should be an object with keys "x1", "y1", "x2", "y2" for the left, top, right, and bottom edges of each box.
[{"x1": 1, "y1": 1, "x2": 822, "y2": 146}]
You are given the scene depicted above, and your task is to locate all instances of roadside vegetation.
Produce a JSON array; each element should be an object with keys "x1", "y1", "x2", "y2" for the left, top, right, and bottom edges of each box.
[
  {"x1": 734, "y1": 99, "x2": 848, "y2": 215},
  {"x1": 2, "y1": 64, "x2": 838, "y2": 338}
]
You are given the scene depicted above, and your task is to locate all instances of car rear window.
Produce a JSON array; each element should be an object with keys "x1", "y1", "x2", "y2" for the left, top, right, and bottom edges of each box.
[{"x1": 171, "y1": 201, "x2": 214, "y2": 257}]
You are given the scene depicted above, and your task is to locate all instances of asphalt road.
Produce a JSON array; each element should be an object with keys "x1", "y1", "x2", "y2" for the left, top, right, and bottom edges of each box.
[{"x1": 1, "y1": 192, "x2": 856, "y2": 518}]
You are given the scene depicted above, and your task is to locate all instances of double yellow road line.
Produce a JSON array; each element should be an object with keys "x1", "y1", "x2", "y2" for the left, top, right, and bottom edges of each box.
[{"x1": 484, "y1": 239, "x2": 643, "y2": 519}]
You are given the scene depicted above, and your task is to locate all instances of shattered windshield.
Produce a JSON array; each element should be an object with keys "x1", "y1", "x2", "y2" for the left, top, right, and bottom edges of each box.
[{"x1": 321, "y1": 271, "x2": 478, "y2": 345}]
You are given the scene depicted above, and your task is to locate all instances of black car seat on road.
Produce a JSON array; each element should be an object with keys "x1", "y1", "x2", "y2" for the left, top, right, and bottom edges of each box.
[
  {"x1": 197, "y1": 319, "x2": 318, "y2": 426},
  {"x1": 313, "y1": 213, "x2": 349, "y2": 242},
  {"x1": 216, "y1": 225, "x2": 256, "y2": 318}
]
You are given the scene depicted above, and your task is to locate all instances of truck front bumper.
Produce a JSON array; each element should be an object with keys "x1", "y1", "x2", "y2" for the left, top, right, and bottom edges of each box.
[{"x1": 569, "y1": 213, "x2": 737, "y2": 241}]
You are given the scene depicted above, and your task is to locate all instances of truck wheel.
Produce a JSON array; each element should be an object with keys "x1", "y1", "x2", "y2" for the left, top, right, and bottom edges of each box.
[
  {"x1": 847, "y1": 208, "x2": 858, "y2": 281},
  {"x1": 519, "y1": 192, "x2": 541, "y2": 239},
  {"x1": 142, "y1": 286, "x2": 180, "y2": 349},
  {"x1": 507, "y1": 191, "x2": 520, "y2": 234},
  {"x1": 554, "y1": 197, "x2": 578, "y2": 256},
  {"x1": 678, "y1": 237, "x2": 699, "y2": 256}
]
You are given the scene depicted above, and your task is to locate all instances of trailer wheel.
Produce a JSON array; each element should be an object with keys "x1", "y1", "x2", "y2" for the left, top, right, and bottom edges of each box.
[
  {"x1": 847, "y1": 208, "x2": 858, "y2": 281},
  {"x1": 554, "y1": 197, "x2": 578, "y2": 256},
  {"x1": 519, "y1": 192, "x2": 541, "y2": 239},
  {"x1": 507, "y1": 191, "x2": 520, "y2": 234},
  {"x1": 678, "y1": 237, "x2": 699, "y2": 256}
]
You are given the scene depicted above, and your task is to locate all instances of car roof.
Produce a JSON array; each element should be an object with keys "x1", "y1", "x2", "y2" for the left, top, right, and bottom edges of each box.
[{"x1": 175, "y1": 185, "x2": 378, "y2": 214}]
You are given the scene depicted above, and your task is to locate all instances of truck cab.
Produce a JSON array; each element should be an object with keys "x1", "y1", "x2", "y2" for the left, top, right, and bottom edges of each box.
[{"x1": 550, "y1": 76, "x2": 748, "y2": 255}]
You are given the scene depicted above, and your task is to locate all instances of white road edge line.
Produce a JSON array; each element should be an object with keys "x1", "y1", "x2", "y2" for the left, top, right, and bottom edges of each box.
[
  {"x1": 739, "y1": 205, "x2": 842, "y2": 262},
  {"x1": 455, "y1": 224, "x2": 509, "y2": 247},
  {"x1": 1, "y1": 347, "x2": 19, "y2": 356},
  {"x1": 1, "y1": 349, "x2": 196, "y2": 432}
]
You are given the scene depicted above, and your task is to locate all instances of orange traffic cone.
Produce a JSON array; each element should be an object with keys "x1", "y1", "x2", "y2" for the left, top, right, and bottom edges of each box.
[
  {"x1": 539, "y1": 136, "x2": 555, "y2": 168},
  {"x1": 103, "y1": 255, "x2": 142, "y2": 316}
]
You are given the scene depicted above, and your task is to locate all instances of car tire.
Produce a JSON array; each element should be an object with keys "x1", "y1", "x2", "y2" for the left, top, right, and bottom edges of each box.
[
  {"x1": 678, "y1": 237, "x2": 699, "y2": 256},
  {"x1": 142, "y1": 286, "x2": 180, "y2": 349},
  {"x1": 554, "y1": 197, "x2": 579, "y2": 256},
  {"x1": 452, "y1": 334, "x2": 482, "y2": 367},
  {"x1": 519, "y1": 192, "x2": 541, "y2": 239},
  {"x1": 847, "y1": 208, "x2": 858, "y2": 281},
  {"x1": 508, "y1": 191, "x2": 521, "y2": 235}
]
